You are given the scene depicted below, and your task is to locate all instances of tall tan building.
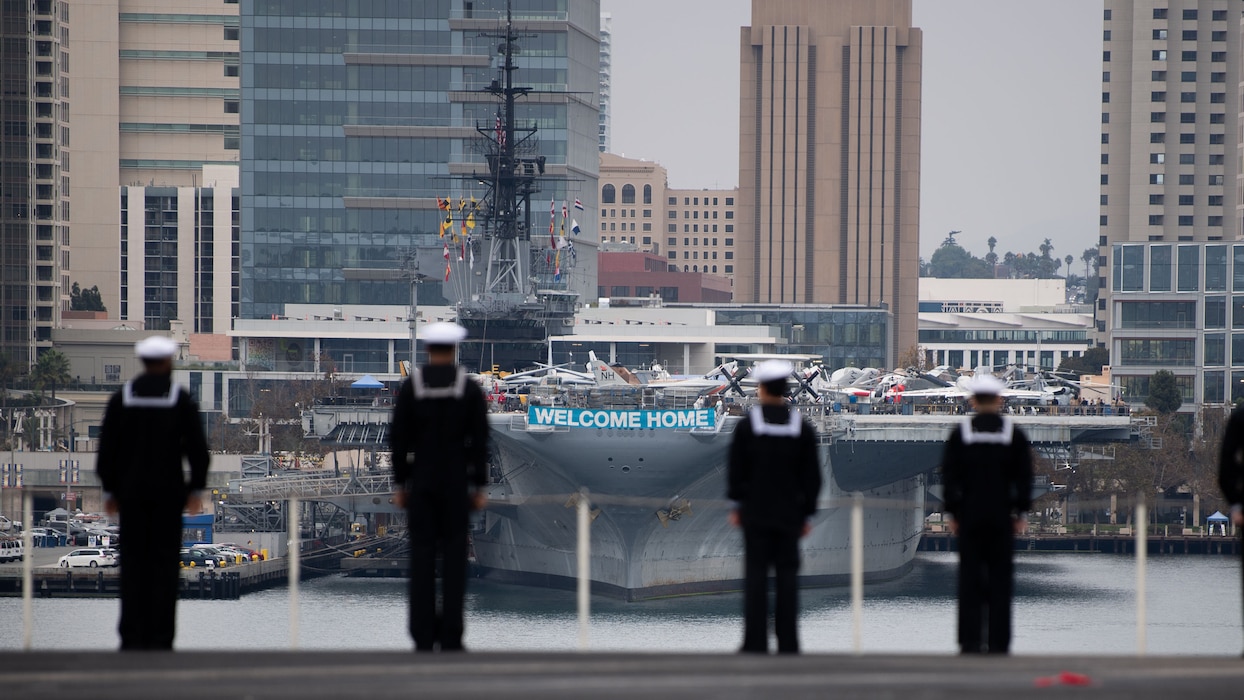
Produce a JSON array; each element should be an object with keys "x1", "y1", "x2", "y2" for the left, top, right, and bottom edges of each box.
[
  {"x1": 737, "y1": 0, "x2": 922, "y2": 356},
  {"x1": 1096, "y1": 1, "x2": 1241, "y2": 337},
  {"x1": 68, "y1": 0, "x2": 239, "y2": 317}
]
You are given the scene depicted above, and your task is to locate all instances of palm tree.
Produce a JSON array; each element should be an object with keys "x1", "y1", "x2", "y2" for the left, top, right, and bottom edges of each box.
[
  {"x1": 985, "y1": 236, "x2": 998, "y2": 267},
  {"x1": 32, "y1": 349, "x2": 72, "y2": 400},
  {"x1": 1081, "y1": 247, "x2": 1097, "y2": 281},
  {"x1": 1039, "y1": 238, "x2": 1054, "y2": 259},
  {"x1": 1064, "y1": 254, "x2": 1075, "y2": 278}
]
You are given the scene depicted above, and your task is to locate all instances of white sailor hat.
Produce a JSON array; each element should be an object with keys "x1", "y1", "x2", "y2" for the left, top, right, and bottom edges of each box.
[
  {"x1": 967, "y1": 372, "x2": 1007, "y2": 397},
  {"x1": 753, "y1": 359, "x2": 794, "y2": 383},
  {"x1": 135, "y1": 335, "x2": 179, "y2": 360},
  {"x1": 421, "y1": 322, "x2": 467, "y2": 345}
]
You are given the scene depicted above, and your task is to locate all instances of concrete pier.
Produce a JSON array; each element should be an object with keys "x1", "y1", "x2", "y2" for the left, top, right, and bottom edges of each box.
[{"x1": 0, "y1": 651, "x2": 1240, "y2": 699}]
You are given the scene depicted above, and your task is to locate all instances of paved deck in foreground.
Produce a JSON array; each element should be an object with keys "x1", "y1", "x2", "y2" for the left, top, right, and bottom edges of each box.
[{"x1": 1, "y1": 651, "x2": 1242, "y2": 699}]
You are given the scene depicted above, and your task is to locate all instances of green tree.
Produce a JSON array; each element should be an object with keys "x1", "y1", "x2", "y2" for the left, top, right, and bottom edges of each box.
[
  {"x1": 926, "y1": 241, "x2": 993, "y2": 278},
  {"x1": 1145, "y1": 370, "x2": 1182, "y2": 414},
  {"x1": 69, "y1": 282, "x2": 106, "y2": 312},
  {"x1": 1064, "y1": 254, "x2": 1074, "y2": 275},
  {"x1": 985, "y1": 236, "x2": 998, "y2": 267},
  {"x1": 1058, "y1": 347, "x2": 1110, "y2": 376},
  {"x1": 31, "y1": 349, "x2": 72, "y2": 397}
]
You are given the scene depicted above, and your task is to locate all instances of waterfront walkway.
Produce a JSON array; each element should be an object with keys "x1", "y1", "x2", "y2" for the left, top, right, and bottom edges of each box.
[{"x1": 1, "y1": 651, "x2": 1241, "y2": 699}]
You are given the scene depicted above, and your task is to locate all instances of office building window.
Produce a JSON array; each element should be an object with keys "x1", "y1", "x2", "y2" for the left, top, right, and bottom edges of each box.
[
  {"x1": 1177, "y1": 245, "x2": 1200, "y2": 291},
  {"x1": 1149, "y1": 215, "x2": 1165, "y2": 225},
  {"x1": 1210, "y1": 113, "x2": 1225, "y2": 124},
  {"x1": 1154, "y1": 8, "x2": 1167, "y2": 19},
  {"x1": 1210, "y1": 134, "x2": 1225, "y2": 144},
  {"x1": 643, "y1": 184, "x2": 652, "y2": 204},
  {"x1": 1178, "y1": 194, "x2": 1194, "y2": 205},
  {"x1": 1154, "y1": 29, "x2": 1169, "y2": 40},
  {"x1": 1181, "y1": 52, "x2": 1197, "y2": 62},
  {"x1": 1207, "y1": 297, "x2": 1227, "y2": 328},
  {"x1": 1211, "y1": 52, "x2": 1226, "y2": 62},
  {"x1": 1210, "y1": 175, "x2": 1225, "y2": 185},
  {"x1": 1103, "y1": 30, "x2": 1111, "y2": 41},
  {"x1": 621, "y1": 184, "x2": 635, "y2": 204},
  {"x1": 1151, "y1": 112, "x2": 1165, "y2": 122},
  {"x1": 1212, "y1": 31, "x2": 1227, "y2": 42},
  {"x1": 1208, "y1": 245, "x2": 1228, "y2": 291},
  {"x1": 1178, "y1": 174, "x2": 1194, "y2": 185},
  {"x1": 1152, "y1": 50, "x2": 1166, "y2": 61},
  {"x1": 1150, "y1": 245, "x2": 1172, "y2": 292},
  {"x1": 1152, "y1": 70, "x2": 1166, "y2": 81},
  {"x1": 1209, "y1": 216, "x2": 1223, "y2": 227},
  {"x1": 1181, "y1": 133, "x2": 1196, "y2": 144},
  {"x1": 1180, "y1": 112, "x2": 1195, "y2": 123},
  {"x1": 1182, "y1": 9, "x2": 1197, "y2": 20},
  {"x1": 1150, "y1": 132, "x2": 1165, "y2": 143},
  {"x1": 1179, "y1": 154, "x2": 1195, "y2": 165},
  {"x1": 1151, "y1": 91, "x2": 1166, "y2": 102},
  {"x1": 1211, "y1": 195, "x2": 1224, "y2": 206},
  {"x1": 1205, "y1": 371, "x2": 1225, "y2": 404},
  {"x1": 602, "y1": 184, "x2": 616, "y2": 203},
  {"x1": 1150, "y1": 174, "x2": 1164, "y2": 185},
  {"x1": 1150, "y1": 194, "x2": 1164, "y2": 205},
  {"x1": 1151, "y1": 152, "x2": 1165, "y2": 163},
  {"x1": 1182, "y1": 30, "x2": 1197, "y2": 41}
]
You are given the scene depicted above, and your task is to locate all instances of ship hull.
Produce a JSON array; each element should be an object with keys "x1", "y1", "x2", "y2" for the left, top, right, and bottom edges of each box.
[{"x1": 474, "y1": 414, "x2": 932, "y2": 600}]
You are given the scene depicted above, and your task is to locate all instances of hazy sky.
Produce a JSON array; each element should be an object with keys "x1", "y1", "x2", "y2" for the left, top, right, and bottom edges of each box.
[{"x1": 600, "y1": 0, "x2": 1103, "y2": 263}]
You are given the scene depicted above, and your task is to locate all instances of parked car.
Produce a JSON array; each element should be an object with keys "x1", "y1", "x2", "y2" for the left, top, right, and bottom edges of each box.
[
  {"x1": 57, "y1": 548, "x2": 117, "y2": 568},
  {"x1": 218, "y1": 543, "x2": 263, "y2": 561},
  {"x1": 0, "y1": 515, "x2": 20, "y2": 531},
  {"x1": 0, "y1": 538, "x2": 23, "y2": 563},
  {"x1": 189, "y1": 545, "x2": 231, "y2": 567},
  {"x1": 179, "y1": 548, "x2": 217, "y2": 569}
]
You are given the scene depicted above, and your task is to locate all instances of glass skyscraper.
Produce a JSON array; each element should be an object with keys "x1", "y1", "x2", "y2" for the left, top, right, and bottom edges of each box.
[{"x1": 239, "y1": 0, "x2": 600, "y2": 320}]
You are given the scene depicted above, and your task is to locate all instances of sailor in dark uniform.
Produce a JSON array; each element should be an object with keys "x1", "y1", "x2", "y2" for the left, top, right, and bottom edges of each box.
[
  {"x1": 1218, "y1": 406, "x2": 1244, "y2": 654},
  {"x1": 97, "y1": 335, "x2": 210, "y2": 651},
  {"x1": 940, "y1": 373, "x2": 1034, "y2": 654},
  {"x1": 390, "y1": 322, "x2": 490, "y2": 652},
  {"x1": 727, "y1": 359, "x2": 823, "y2": 654}
]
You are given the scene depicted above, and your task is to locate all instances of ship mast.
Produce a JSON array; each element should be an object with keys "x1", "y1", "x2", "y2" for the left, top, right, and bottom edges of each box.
[{"x1": 473, "y1": 2, "x2": 543, "y2": 303}]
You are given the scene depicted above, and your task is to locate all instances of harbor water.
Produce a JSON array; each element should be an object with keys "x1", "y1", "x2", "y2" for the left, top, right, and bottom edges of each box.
[{"x1": 1, "y1": 551, "x2": 1240, "y2": 655}]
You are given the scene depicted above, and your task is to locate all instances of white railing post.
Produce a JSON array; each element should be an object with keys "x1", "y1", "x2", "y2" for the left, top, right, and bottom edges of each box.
[
  {"x1": 1135, "y1": 498, "x2": 1147, "y2": 657},
  {"x1": 850, "y1": 492, "x2": 864, "y2": 654},
  {"x1": 288, "y1": 497, "x2": 301, "y2": 650},
  {"x1": 576, "y1": 488, "x2": 590, "y2": 650},
  {"x1": 22, "y1": 490, "x2": 34, "y2": 650}
]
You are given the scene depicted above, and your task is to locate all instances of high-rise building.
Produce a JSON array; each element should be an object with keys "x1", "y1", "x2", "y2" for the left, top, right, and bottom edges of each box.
[
  {"x1": 1097, "y1": 1, "x2": 1243, "y2": 409},
  {"x1": 118, "y1": 165, "x2": 239, "y2": 333},
  {"x1": 67, "y1": 0, "x2": 240, "y2": 318},
  {"x1": 737, "y1": 0, "x2": 922, "y2": 358},
  {"x1": 599, "y1": 11, "x2": 611, "y2": 152},
  {"x1": 1, "y1": 0, "x2": 71, "y2": 367},
  {"x1": 1097, "y1": 2, "x2": 1241, "y2": 329},
  {"x1": 239, "y1": 0, "x2": 601, "y2": 324}
]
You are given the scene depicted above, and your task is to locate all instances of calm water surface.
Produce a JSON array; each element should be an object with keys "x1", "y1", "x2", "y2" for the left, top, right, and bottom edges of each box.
[{"x1": 1, "y1": 552, "x2": 1240, "y2": 655}]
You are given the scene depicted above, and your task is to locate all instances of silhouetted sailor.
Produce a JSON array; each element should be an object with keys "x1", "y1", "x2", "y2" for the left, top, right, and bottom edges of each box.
[
  {"x1": 390, "y1": 322, "x2": 490, "y2": 652},
  {"x1": 97, "y1": 335, "x2": 210, "y2": 651},
  {"x1": 940, "y1": 373, "x2": 1034, "y2": 654},
  {"x1": 1218, "y1": 406, "x2": 1244, "y2": 655},
  {"x1": 727, "y1": 359, "x2": 823, "y2": 654}
]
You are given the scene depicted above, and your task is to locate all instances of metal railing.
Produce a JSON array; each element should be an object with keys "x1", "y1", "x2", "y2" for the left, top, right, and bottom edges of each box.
[{"x1": 12, "y1": 488, "x2": 1231, "y2": 655}]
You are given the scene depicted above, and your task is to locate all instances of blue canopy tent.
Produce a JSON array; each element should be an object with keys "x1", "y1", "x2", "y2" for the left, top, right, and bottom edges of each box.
[
  {"x1": 350, "y1": 375, "x2": 384, "y2": 389},
  {"x1": 1207, "y1": 510, "x2": 1230, "y2": 536}
]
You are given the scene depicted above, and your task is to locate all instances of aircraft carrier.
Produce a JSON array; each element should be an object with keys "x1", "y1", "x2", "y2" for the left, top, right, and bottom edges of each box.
[
  {"x1": 473, "y1": 404, "x2": 923, "y2": 600},
  {"x1": 472, "y1": 407, "x2": 1131, "y2": 600}
]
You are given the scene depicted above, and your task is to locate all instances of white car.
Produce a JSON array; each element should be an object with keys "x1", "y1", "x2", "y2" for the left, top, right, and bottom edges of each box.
[
  {"x1": 0, "y1": 539, "x2": 23, "y2": 562},
  {"x1": 58, "y1": 548, "x2": 117, "y2": 568},
  {"x1": 0, "y1": 515, "x2": 19, "y2": 531}
]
